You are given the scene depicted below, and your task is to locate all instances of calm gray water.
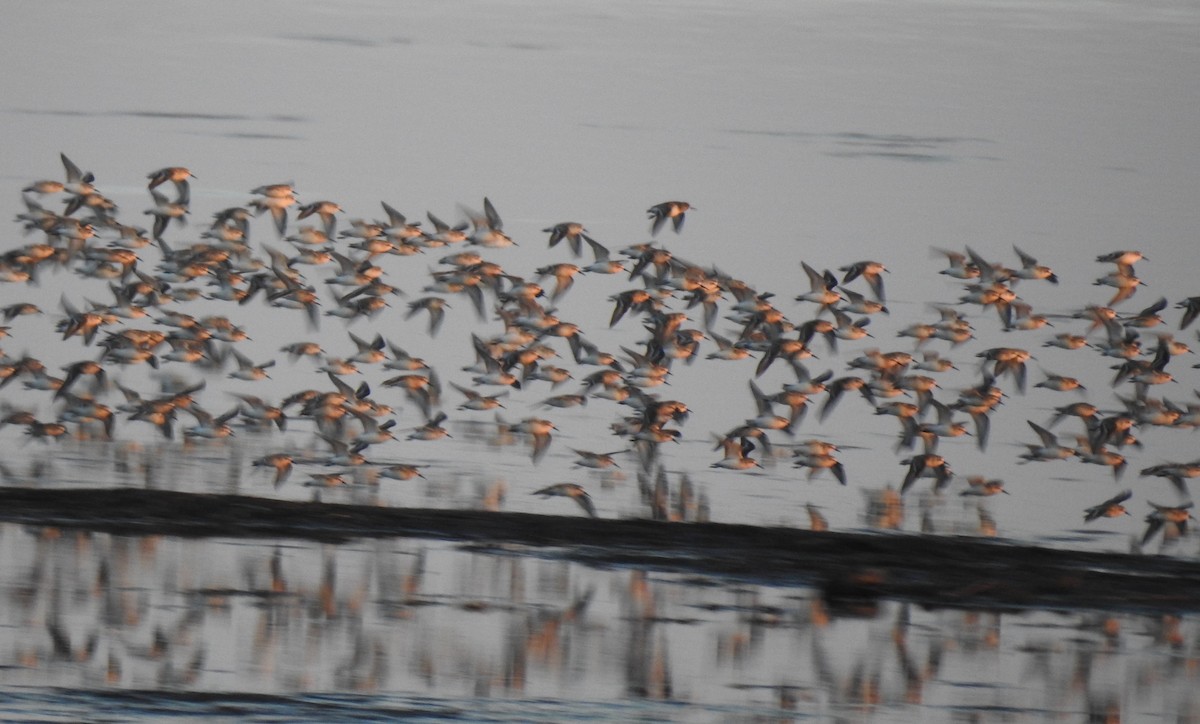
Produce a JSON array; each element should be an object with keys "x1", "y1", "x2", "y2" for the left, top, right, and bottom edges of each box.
[
  {"x1": 1, "y1": 0, "x2": 1200, "y2": 719},
  {"x1": 2, "y1": 521, "x2": 1198, "y2": 722}
]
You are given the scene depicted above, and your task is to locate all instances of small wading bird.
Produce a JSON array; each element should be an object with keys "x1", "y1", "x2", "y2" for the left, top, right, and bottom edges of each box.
[
  {"x1": 1083, "y1": 490, "x2": 1132, "y2": 522},
  {"x1": 647, "y1": 201, "x2": 691, "y2": 236},
  {"x1": 532, "y1": 483, "x2": 597, "y2": 518},
  {"x1": 1141, "y1": 501, "x2": 1194, "y2": 547}
]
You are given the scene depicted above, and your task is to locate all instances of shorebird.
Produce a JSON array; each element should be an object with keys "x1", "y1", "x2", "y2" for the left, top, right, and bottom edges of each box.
[
  {"x1": 345, "y1": 331, "x2": 387, "y2": 365},
  {"x1": 463, "y1": 197, "x2": 514, "y2": 248},
  {"x1": 145, "y1": 187, "x2": 190, "y2": 241},
  {"x1": 1118, "y1": 297, "x2": 1167, "y2": 329},
  {"x1": 1003, "y1": 302, "x2": 1051, "y2": 332},
  {"x1": 817, "y1": 376, "x2": 867, "y2": 422},
  {"x1": 647, "y1": 201, "x2": 691, "y2": 236},
  {"x1": 608, "y1": 288, "x2": 657, "y2": 328},
  {"x1": 467, "y1": 336, "x2": 522, "y2": 389},
  {"x1": 706, "y1": 332, "x2": 752, "y2": 361},
  {"x1": 281, "y1": 341, "x2": 324, "y2": 362},
  {"x1": 315, "y1": 357, "x2": 359, "y2": 376},
  {"x1": 183, "y1": 407, "x2": 237, "y2": 440},
  {"x1": 1091, "y1": 318, "x2": 1142, "y2": 360},
  {"x1": 839, "y1": 288, "x2": 888, "y2": 316},
  {"x1": 23, "y1": 419, "x2": 69, "y2": 442},
  {"x1": 451, "y1": 381, "x2": 507, "y2": 411},
  {"x1": 59, "y1": 153, "x2": 96, "y2": 200},
  {"x1": 1177, "y1": 297, "x2": 1200, "y2": 330},
  {"x1": 1047, "y1": 401, "x2": 1100, "y2": 430},
  {"x1": 534, "y1": 262, "x2": 582, "y2": 302},
  {"x1": 1083, "y1": 490, "x2": 1132, "y2": 522},
  {"x1": 379, "y1": 464, "x2": 427, "y2": 482},
  {"x1": 1093, "y1": 263, "x2": 1143, "y2": 306},
  {"x1": 1097, "y1": 250, "x2": 1145, "y2": 266},
  {"x1": 1043, "y1": 332, "x2": 1090, "y2": 351},
  {"x1": 58, "y1": 393, "x2": 116, "y2": 440},
  {"x1": 227, "y1": 349, "x2": 275, "y2": 381},
  {"x1": 349, "y1": 410, "x2": 398, "y2": 447},
  {"x1": 961, "y1": 476, "x2": 1008, "y2": 496},
  {"x1": 407, "y1": 412, "x2": 450, "y2": 441},
  {"x1": 230, "y1": 393, "x2": 287, "y2": 432},
  {"x1": 57, "y1": 296, "x2": 110, "y2": 345},
  {"x1": 308, "y1": 435, "x2": 369, "y2": 467},
  {"x1": 1141, "y1": 501, "x2": 1194, "y2": 547},
  {"x1": 1011, "y1": 245, "x2": 1058, "y2": 284},
  {"x1": 382, "y1": 342, "x2": 428, "y2": 372},
  {"x1": 23, "y1": 179, "x2": 64, "y2": 195},
  {"x1": 247, "y1": 184, "x2": 297, "y2": 236},
  {"x1": 1087, "y1": 414, "x2": 1136, "y2": 452},
  {"x1": 146, "y1": 166, "x2": 195, "y2": 197},
  {"x1": 382, "y1": 369, "x2": 440, "y2": 418},
  {"x1": 933, "y1": 248, "x2": 980, "y2": 280},
  {"x1": 1034, "y1": 370, "x2": 1086, "y2": 394},
  {"x1": 528, "y1": 364, "x2": 573, "y2": 388},
  {"x1": 912, "y1": 351, "x2": 956, "y2": 373},
  {"x1": 977, "y1": 346, "x2": 1031, "y2": 393},
  {"x1": 745, "y1": 380, "x2": 793, "y2": 436},
  {"x1": 538, "y1": 392, "x2": 587, "y2": 409},
  {"x1": 794, "y1": 450, "x2": 847, "y2": 485},
  {"x1": 253, "y1": 453, "x2": 294, "y2": 487},
  {"x1": 532, "y1": 483, "x2": 597, "y2": 518},
  {"x1": 324, "y1": 250, "x2": 382, "y2": 287},
  {"x1": 543, "y1": 222, "x2": 594, "y2": 256},
  {"x1": 900, "y1": 454, "x2": 952, "y2": 494},
  {"x1": 305, "y1": 472, "x2": 351, "y2": 488},
  {"x1": 56, "y1": 360, "x2": 106, "y2": 399},
  {"x1": 1074, "y1": 443, "x2": 1128, "y2": 480},
  {"x1": 425, "y1": 210, "x2": 469, "y2": 245},
  {"x1": 795, "y1": 262, "x2": 842, "y2": 312},
  {"x1": 379, "y1": 201, "x2": 424, "y2": 242},
  {"x1": 581, "y1": 237, "x2": 625, "y2": 275},
  {"x1": 571, "y1": 449, "x2": 626, "y2": 470},
  {"x1": 838, "y1": 260, "x2": 888, "y2": 301},
  {"x1": 711, "y1": 435, "x2": 762, "y2": 471},
  {"x1": 512, "y1": 416, "x2": 556, "y2": 462},
  {"x1": 1140, "y1": 461, "x2": 1200, "y2": 497},
  {"x1": 897, "y1": 399, "x2": 968, "y2": 453},
  {"x1": 405, "y1": 296, "x2": 449, "y2": 337},
  {"x1": 1018, "y1": 420, "x2": 1075, "y2": 463},
  {"x1": 296, "y1": 200, "x2": 343, "y2": 237}
]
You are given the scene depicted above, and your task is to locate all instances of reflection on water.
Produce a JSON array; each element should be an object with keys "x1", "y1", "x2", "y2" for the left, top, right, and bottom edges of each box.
[
  {"x1": 1, "y1": 516, "x2": 1198, "y2": 721},
  {"x1": 0, "y1": 350, "x2": 1196, "y2": 719},
  {"x1": 10, "y1": 430, "x2": 1198, "y2": 560}
]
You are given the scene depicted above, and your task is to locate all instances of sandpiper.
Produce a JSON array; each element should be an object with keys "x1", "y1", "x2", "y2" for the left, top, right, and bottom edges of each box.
[
  {"x1": 532, "y1": 483, "x2": 597, "y2": 518},
  {"x1": 1083, "y1": 490, "x2": 1132, "y2": 522},
  {"x1": 543, "y1": 222, "x2": 594, "y2": 256},
  {"x1": 646, "y1": 201, "x2": 691, "y2": 236},
  {"x1": 1141, "y1": 501, "x2": 1194, "y2": 547},
  {"x1": 838, "y1": 260, "x2": 888, "y2": 301}
]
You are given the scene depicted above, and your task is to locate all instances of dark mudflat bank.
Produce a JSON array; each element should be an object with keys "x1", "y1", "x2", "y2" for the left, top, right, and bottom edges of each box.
[{"x1": 0, "y1": 486, "x2": 1196, "y2": 615}]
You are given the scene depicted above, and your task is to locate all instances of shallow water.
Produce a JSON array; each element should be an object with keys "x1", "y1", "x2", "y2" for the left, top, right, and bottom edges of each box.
[
  {"x1": 2, "y1": 520, "x2": 1198, "y2": 722},
  {"x1": 2, "y1": 0, "x2": 1200, "y2": 719}
]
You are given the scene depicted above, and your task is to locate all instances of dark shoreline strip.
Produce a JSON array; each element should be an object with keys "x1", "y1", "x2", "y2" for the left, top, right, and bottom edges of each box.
[{"x1": 0, "y1": 486, "x2": 1197, "y2": 615}]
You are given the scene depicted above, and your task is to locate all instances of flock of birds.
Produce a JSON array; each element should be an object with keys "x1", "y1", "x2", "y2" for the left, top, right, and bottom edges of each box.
[{"x1": 2, "y1": 154, "x2": 1199, "y2": 550}]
